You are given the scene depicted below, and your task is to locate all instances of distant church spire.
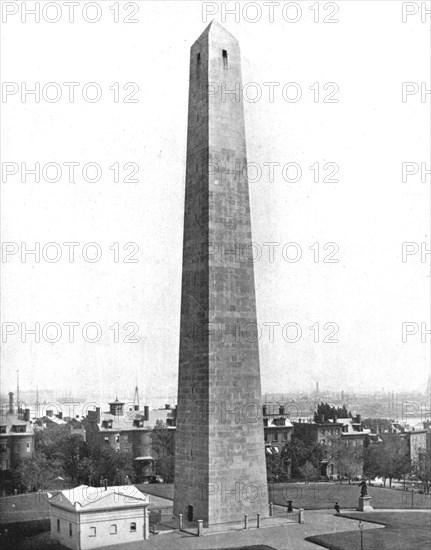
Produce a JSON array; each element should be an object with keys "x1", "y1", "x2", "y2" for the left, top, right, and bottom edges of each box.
[{"x1": 133, "y1": 385, "x2": 140, "y2": 410}]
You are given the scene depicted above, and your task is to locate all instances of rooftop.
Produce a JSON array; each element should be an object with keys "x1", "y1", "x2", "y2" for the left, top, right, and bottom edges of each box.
[{"x1": 48, "y1": 484, "x2": 149, "y2": 511}]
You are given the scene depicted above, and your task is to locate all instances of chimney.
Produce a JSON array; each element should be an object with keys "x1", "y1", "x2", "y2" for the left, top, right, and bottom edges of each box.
[
  {"x1": 356, "y1": 414, "x2": 361, "y2": 423},
  {"x1": 165, "y1": 404, "x2": 171, "y2": 410},
  {"x1": 57, "y1": 412, "x2": 63, "y2": 420},
  {"x1": 95, "y1": 407, "x2": 101, "y2": 423},
  {"x1": 24, "y1": 408, "x2": 30, "y2": 422},
  {"x1": 104, "y1": 479, "x2": 108, "y2": 491},
  {"x1": 333, "y1": 415, "x2": 337, "y2": 423},
  {"x1": 279, "y1": 406, "x2": 285, "y2": 415},
  {"x1": 134, "y1": 405, "x2": 139, "y2": 411},
  {"x1": 46, "y1": 409, "x2": 53, "y2": 417},
  {"x1": 262, "y1": 405, "x2": 268, "y2": 416},
  {"x1": 8, "y1": 392, "x2": 14, "y2": 414},
  {"x1": 320, "y1": 414, "x2": 325, "y2": 423},
  {"x1": 143, "y1": 406, "x2": 149, "y2": 421}
]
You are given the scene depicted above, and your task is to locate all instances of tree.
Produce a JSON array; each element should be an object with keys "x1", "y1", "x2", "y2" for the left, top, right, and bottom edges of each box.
[
  {"x1": 380, "y1": 436, "x2": 411, "y2": 487},
  {"x1": 60, "y1": 435, "x2": 91, "y2": 484},
  {"x1": 364, "y1": 443, "x2": 385, "y2": 480},
  {"x1": 412, "y1": 450, "x2": 431, "y2": 494},
  {"x1": 364, "y1": 437, "x2": 411, "y2": 487},
  {"x1": 266, "y1": 448, "x2": 290, "y2": 482},
  {"x1": 328, "y1": 437, "x2": 364, "y2": 483},
  {"x1": 284, "y1": 438, "x2": 326, "y2": 479},
  {"x1": 15, "y1": 453, "x2": 61, "y2": 492},
  {"x1": 299, "y1": 461, "x2": 320, "y2": 483},
  {"x1": 96, "y1": 447, "x2": 136, "y2": 486},
  {"x1": 152, "y1": 420, "x2": 175, "y2": 482},
  {"x1": 35, "y1": 424, "x2": 92, "y2": 484},
  {"x1": 314, "y1": 402, "x2": 352, "y2": 423}
]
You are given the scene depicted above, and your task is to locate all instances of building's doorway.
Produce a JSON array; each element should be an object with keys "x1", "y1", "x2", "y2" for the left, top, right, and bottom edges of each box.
[{"x1": 187, "y1": 505, "x2": 193, "y2": 522}]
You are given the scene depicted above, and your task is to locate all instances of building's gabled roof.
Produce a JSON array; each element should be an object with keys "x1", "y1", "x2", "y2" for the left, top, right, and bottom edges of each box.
[{"x1": 48, "y1": 485, "x2": 148, "y2": 511}]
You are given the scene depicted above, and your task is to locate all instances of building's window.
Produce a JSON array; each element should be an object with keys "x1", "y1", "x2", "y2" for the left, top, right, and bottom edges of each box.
[
  {"x1": 222, "y1": 49, "x2": 228, "y2": 67},
  {"x1": 104, "y1": 437, "x2": 109, "y2": 444},
  {"x1": 26, "y1": 443, "x2": 31, "y2": 452},
  {"x1": 0, "y1": 443, "x2": 6, "y2": 453},
  {"x1": 0, "y1": 426, "x2": 6, "y2": 433},
  {"x1": 110, "y1": 524, "x2": 117, "y2": 535},
  {"x1": 273, "y1": 432, "x2": 278, "y2": 442},
  {"x1": 12, "y1": 425, "x2": 26, "y2": 433},
  {"x1": 69, "y1": 523, "x2": 72, "y2": 537},
  {"x1": 57, "y1": 519, "x2": 60, "y2": 532},
  {"x1": 130, "y1": 522, "x2": 136, "y2": 532},
  {"x1": 115, "y1": 435, "x2": 120, "y2": 443},
  {"x1": 89, "y1": 527, "x2": 96, "y2": 537},
  {"x1": 283, "y1": 432, "x2": 288, "y2": 441}
]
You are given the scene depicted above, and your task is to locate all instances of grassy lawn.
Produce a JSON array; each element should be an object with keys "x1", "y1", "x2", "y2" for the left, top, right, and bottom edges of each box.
[
  {"x1": 1, "y1": 483, "x2": 429, "y2": 523},
  {"x1": 306, "y1": 511, "x2": 431, "y2": 550},
  {"x1": 0, "y1": 493, "x2": 49, "y2": 524},
  {"x1": 268, "y1": 483, "x2": 431, "y2": 510}
]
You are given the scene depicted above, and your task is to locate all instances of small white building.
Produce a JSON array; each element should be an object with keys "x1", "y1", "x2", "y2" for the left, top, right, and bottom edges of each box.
[{"x1": 48, "y1": 485, "x2": 149, "y2": 549}]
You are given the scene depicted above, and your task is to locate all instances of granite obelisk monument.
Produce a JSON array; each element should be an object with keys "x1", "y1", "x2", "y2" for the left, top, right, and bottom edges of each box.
[{"x1": 174, "y1": 21, "x2": 268, "y2": 526}]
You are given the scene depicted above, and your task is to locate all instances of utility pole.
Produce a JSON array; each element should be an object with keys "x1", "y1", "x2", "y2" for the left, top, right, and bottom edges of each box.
[
  {"x1": 358, "y1": 521, "x2": 364, "y2": 550},
  {"x1": 16, "y1": 370, "x2": 20, "y2": 414}
]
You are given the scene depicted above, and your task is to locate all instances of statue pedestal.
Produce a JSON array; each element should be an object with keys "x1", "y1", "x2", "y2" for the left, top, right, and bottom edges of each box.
[{"x1": 357, "y1": 496, "x2": 373, "y2": 511}]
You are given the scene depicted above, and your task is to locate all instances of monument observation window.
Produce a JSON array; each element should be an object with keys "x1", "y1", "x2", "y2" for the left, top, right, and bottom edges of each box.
[
  {"x1": 197, "y1": 52, "x2": 201, "y2": 63},
  {"x1": 222, "y1": 49, "x2": 228, "y2": 67}
]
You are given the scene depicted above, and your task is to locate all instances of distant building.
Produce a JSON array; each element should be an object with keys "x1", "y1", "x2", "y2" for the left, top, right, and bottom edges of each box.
[
  {"x1": 263, "y1": 405, "x2": 293, "y2": 447},
  {"x1": 263, "y1": 404, "x2": 293, "y2": 478},
  {"x1": 293, "y1": 417, "x2": 343, "y2": 446},
  {"x1": 84, "y1": 398, "x2": 176, "y2": 480},
  {"x1": 408, "y1": 430, "x2": 428, "y2": 464},
  {"x1": 0, "y1": 392, "x2": 34, "y2": 471},
  {"x1": 338, "y1": 415, "x2": 372, "y2": 446},
  {"x1": 292, "y1": 414, "x2": 371, "y2": 478},
  {"x1": 48, "y1": 484, "x2": 149, "y2": 549}
]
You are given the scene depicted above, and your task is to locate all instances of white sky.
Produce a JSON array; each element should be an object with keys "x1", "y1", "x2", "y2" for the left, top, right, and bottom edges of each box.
[{"x1": 1, "y1": 0, "x2": 430, "y2": 404}]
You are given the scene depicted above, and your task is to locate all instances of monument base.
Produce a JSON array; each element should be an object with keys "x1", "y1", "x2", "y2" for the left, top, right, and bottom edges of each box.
[{"x1": 357, "y1": 496, "x2": 373, "y2": 511}]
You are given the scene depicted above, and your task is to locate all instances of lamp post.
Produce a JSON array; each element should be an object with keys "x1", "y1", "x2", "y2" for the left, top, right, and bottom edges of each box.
[{"x1": 358, "y1": 521, "x2": 364, "y2": 550}]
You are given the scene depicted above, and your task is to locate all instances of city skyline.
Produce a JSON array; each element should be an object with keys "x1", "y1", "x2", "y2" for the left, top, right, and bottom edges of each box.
[{"x1": 1, "y1": 3, "x2": 429, "y2": 406}]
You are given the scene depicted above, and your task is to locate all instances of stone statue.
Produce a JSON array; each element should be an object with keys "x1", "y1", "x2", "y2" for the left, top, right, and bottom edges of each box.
[{"x1": 359, "y1": 480, "x2": 368, "y2": 497}]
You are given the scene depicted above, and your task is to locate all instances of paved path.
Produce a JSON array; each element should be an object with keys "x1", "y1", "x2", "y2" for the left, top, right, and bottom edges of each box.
[{"x1": 104, "y1": 510, "x2": 384, "y2": 550}]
